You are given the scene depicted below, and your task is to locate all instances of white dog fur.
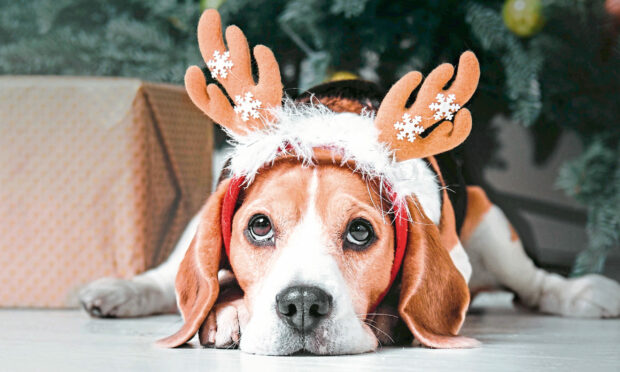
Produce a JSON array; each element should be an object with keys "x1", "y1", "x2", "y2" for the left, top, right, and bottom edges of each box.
[{"x1": 239, "y1": 170, "x2": 378, "y2": 355}]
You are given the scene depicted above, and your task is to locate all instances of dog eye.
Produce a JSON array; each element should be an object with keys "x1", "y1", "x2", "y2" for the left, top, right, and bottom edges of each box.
[
  {"x1": 344, "y1": 218, "x2": 375, "y2": 250},
  {"x1": 247, "y1": 214, "x2": 275, "y2": 245}
]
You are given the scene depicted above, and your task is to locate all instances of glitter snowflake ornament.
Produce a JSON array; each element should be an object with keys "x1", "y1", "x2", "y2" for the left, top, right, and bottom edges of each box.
[
  {"x1": 394, "y1": 113, "x2": 424, "y2": 142},
  {"x1": 429, "y1": 93, "x2": 460, "y2": 121},
  {"x1": 207, "y1": 50, "x2": 233, "y2": 79},
  {"x1": 234, "y1": 92, "x2": 262, "y2": 122}
]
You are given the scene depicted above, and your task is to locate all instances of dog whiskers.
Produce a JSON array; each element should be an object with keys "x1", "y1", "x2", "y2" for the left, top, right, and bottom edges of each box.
[
  {"x1": 358, "y1": 313, "x2": 399, "y2": 318},
  {"x1": 362, "y1": 319, "x2": 395, "y2": 345},
  {"x1": 358, "y1": 316, "x2": 377, "y2": 325}
]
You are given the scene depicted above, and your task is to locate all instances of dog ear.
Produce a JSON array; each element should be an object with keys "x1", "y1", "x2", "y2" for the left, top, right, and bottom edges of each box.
[
  {"x1": 398, "y1": 197, "x2": 479, "y2": 348},
  {"x1": 157, "y1": 178, "x2": 231, "y2": 347}
]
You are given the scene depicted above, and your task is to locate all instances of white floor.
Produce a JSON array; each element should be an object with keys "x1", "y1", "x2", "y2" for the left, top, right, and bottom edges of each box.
[{"x1": 1, "y1": 293, "x2": 619, "y2": 372}]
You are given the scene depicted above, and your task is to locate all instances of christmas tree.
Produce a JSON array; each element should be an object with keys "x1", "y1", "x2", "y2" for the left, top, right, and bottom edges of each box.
[{"x1": 1, "y1": 0, "x2": 618, "y2": 275}]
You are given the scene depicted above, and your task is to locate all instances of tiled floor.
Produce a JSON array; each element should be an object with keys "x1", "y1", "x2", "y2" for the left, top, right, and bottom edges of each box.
[{"x1": 1, "y1": 293, "x2": 619, "y2": 372}]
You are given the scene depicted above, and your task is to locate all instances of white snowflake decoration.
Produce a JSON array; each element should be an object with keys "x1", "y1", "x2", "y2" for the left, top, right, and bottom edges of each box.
[
  {"x1": 428, "y1": 93, "x2": 460, "y2": 121},
  {"x1": 207, "y1": 50, "x2": 233, "y2": 79},
  {"x1": 394, "y1": 113, "x2": 424, "y2": 142},
  {"x1": 234, "y1": 92, "x2": 262, "y2": 122}
]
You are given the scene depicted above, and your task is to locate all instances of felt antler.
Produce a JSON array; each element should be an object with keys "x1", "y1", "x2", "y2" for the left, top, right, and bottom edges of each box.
[
  {"x1": 185, "y1": 9, "x2": 283, "y2": 134},
  {"x1": 375, "y1": 52, "x2": 480, "y2": 161}
]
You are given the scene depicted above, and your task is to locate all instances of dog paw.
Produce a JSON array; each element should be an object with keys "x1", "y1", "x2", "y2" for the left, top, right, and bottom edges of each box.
[
  {"x1": 199, "y1": 299, "x2": 249, "y2": 348},
  {"x1": 79, "y1": 277, "x2": 163, "y2": 318},
  {"x1": 539, "y1": 274, "x2": 620, "y2": 318}
]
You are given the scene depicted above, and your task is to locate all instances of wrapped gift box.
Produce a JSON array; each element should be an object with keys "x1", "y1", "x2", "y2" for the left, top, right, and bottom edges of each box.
[{"x1": 0, "y1": 76, "x2": 213, "y2": 307}]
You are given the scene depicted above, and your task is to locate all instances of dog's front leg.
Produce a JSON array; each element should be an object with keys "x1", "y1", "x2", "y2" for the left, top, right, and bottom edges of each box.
[
  {"x1": 198, "y1": 282, "x2": 249, "y2": 349},
  {"x1": 80, "y1": 214, "x2": 199, "y2": 317}
]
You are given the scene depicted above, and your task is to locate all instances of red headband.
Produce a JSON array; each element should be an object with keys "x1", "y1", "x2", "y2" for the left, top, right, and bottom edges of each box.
[{"x1": 220, "y1": 173, "x2": 408, "y2": 312}]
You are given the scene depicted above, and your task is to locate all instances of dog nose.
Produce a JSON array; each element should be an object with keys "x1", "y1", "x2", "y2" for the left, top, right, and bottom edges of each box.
[{"x1": 276, "y1": 286, "x2": 332, "y2": 332}]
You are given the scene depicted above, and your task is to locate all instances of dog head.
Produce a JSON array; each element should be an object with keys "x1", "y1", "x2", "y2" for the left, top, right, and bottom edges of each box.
[{"x1": 158, "y1": 9, "x2": 480, "y2": 354}]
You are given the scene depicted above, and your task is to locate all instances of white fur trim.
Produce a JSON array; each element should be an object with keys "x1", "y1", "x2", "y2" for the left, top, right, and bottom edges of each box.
[{"x1": 225, "y1": 99, "x2": 442, "y2": 224}]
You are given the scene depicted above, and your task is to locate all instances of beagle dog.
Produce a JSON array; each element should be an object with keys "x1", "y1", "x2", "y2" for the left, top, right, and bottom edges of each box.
[{"x1": 79, "y1": 10, "x2": 620, "y2": 355}]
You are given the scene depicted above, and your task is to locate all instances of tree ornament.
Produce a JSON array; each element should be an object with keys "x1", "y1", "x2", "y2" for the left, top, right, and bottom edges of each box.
[
  {"x1": 502, "y1": 0, "x2": 545, "y2": 37},
  {"x1": 326, "y1": 70, "x2": 359, "y2": 82},
  {"x1": 200, "y1": 0, "x2": 227, "y2": 12},
  {"x1": 606, "y1": 0, "x2": 620, "y2": 20}
]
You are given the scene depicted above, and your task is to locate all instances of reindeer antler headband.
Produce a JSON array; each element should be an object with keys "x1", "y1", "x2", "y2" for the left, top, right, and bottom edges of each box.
[
  {"x1": 183, "y1": 8, "x2": 480, "y2": 318},
  {"x1": 187, "y1": 10, "x2": 479, "y2": 173},
  {"x1": 376, "y1": 52, "x2": 478, "y2": 160},
  {"x1": 185, "y1": 10, "x2": 283, "y2": 134}
]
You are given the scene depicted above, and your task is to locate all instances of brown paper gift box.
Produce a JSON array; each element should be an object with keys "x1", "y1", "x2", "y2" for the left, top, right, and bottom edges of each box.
[{"x1": 0, "y1": 76, "x2": 213, "y2": 308}]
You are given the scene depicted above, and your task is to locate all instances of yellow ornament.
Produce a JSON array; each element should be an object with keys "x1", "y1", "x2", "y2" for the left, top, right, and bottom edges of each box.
[
  {"x1": 200, "y1": 0, "x2": 226, "y2": 11},
  {"x1": 502, "y1": 0, "x2": 545, "y2": 37},
  {"x1": 326, "y1": 71, "x2": 359, "y2": 82},
  {"x1": 606, "y1": 0, "x2": 620, "y2": 20}
]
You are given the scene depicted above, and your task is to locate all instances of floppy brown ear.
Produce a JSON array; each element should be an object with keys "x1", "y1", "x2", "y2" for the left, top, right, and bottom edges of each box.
[
  {"x1": 398, "y1": 197, "x2": 479, "y2": 348},
  {"x1": 157, "y1": 179, "x2": 231, "y2": 347}
]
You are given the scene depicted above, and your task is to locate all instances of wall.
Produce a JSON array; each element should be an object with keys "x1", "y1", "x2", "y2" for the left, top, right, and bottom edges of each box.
[{"x1": 485, "y1": 116, "x2": 619, "y2": 280}]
